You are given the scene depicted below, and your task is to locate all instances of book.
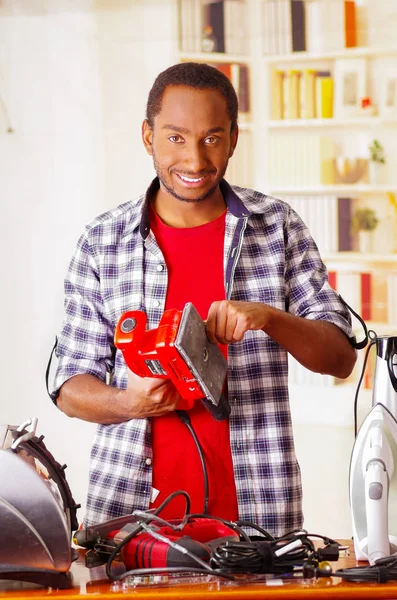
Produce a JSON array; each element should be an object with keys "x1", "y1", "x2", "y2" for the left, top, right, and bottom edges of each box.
[
  {"x1": 283, "y1": 70, "x2": 300, "y2": 119},
  {"x1": 270, "y1": 69, "x2": 284, "y2": 120},
  {"x1": 206, "y1": 1, "x2": 225, "y2": 53},
  {"x1": 299, "y1": 69, "x2": 315, "y2": 120},
  {"x1": 286, "y1": 195, "x2": 338, "y2": 254},
  {"x1": 290, "y1": 0, "x2": 306, "y2": 52},
  {"x1": 215, "y1": 63, "x2": 250, "y2": 117},
  {"x1": 344, "y1": 0, "x2": 356, "y2": 48},
  {"x1": 328, "y1": 271, "x2": 372, "y2": 321},
  {"x1": 224, "y1": 0, "x2": 248, "y2": 55},
  {"x1": 337, "y1": 197, "x2": 353, "y2": 252},
  {"x1": 238, "y1": 64, "x2": 250, "y2": 113},
  {"x1": 214, "y1": 62, "x2": 232, "y2": 80},
  {"x1": 306, "y1": 0, "x2": 354, "y2": 53},
  {"x1": 315, "y1": 71, "x2": 334, "y2": 119},
  {"x1": 279, "y1": 0, "x2": 292, "y2": 54}
]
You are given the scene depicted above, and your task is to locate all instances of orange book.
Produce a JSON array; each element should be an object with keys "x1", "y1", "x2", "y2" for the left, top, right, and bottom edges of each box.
[
  {"x1": 344, "y1": 0, "x2": 356, "y2": 48},
  {"x1": 215, "y1": 63, "x2": 232, "y2": 81}
]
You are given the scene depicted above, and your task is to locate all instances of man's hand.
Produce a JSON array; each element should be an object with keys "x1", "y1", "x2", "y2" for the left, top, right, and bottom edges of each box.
[
  {"x1": 206, "y1": 300, "x2": 269, "y2": 344},
  {"x1": 125, "y1": 370, "x2": 182, "y2": 418}
]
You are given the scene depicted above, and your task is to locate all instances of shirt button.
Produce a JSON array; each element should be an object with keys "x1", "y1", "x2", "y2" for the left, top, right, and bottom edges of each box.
[
  {"x1": 153, "y1": 300, "x2": 160, "y2": 307},
  {"x1": 145, "y1": 458, "x2": 152, "y2": 466},
  {"x1": 157, "y1": 264, "x2": 164, "y2": 272}
]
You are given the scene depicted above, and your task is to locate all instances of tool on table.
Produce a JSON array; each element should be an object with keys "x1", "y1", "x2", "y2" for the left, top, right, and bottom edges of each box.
[
  {"x1": 114, "y1": 302, "x2": 230, "y2": 420},
  {"x1": 0, "y1": 418, "x2": 80, "y2": 589},
  {"x1": 75, "y1": 498, "x2": 342, "y2": 584},
  {"x1": 350, "y1": 335, "x2": 397, "y2": 564},
  {"x1": 75, "y1": 513, "x2": 239, "y2": 570}
]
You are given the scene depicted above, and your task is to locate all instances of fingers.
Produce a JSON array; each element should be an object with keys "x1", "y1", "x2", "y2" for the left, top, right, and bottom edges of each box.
[
  {"x1": 206, "y1": 300, "x2": 241, "y2": 344},
  {"x1": 206, "y1": 301, "x2": 267, "y2": 345},
  {"x1": 126, "y1": 369, "x2": 182, "y2": 417}
]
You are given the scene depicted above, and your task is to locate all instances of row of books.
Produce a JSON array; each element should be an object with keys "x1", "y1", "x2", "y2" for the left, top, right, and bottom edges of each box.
[
  {"x1": 214, "y1": 63, "x2": 250, "y2": 113},
  {"x1": 179, "y1": 0, "x2": 248, "y2": 55},
  {"x1": 271, "y1": 68, "x2": 333, "y2": 121},
  {"x1": 289, "y1": 269, "x2": 397, "y2": 390},
  {"x1": 262, "y1": 0, "x2": 356, "y2": 56},
  {"x1": 268, "y1": 135, "x2": 334, "y2": 186},
  {"x1": 286, "y1": 196, "x2": 354, "y2": 255},
  {"x1": 328, "y1": 271, "x2": 372, "y2": 322}
]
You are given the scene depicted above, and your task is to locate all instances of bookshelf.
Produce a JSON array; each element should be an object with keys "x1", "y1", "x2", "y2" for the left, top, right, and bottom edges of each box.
[
  {"x1": 269, "y1": 185, "x2": 397, "y2": 194},
  {"x1": 176, "y1": 0, "x2": 397, "y2": 391},
  {"x1": 268, "y1": 116, "x2": 397, "y2": 128}
]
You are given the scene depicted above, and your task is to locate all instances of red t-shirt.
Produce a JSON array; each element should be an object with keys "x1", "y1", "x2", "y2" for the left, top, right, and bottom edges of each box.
[{"x1": 149, "y1": 206, "x2": 238, "y2": 521}]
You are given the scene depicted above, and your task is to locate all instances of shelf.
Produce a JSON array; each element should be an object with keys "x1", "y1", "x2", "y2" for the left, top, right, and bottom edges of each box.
[
  {"x1": 264, "y1": 45, "x2": 397, "y2": 64},
  {"x1": 268, "y1": 117, "x2": 397, "y2": 129},
  {"x1": 179, "y1": 52, "x2": 250, "y2": 64},
  {"x1": 322, "y1": 252, "x2": 397, "y2": 265},
  {"x1": 269, "y1": 185, "x2": 397, "y2": 195}
]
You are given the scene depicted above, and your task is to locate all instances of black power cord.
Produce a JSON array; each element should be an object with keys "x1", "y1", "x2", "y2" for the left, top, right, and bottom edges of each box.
[
  {"x1": 335, "y1": 556, "x2": 397, "y2": 583},
  {"x1": 175, "y1": 410, "x2": 209, "y2": 514},
  {"x1": 105, "y1": 490, "x2": 191, "y2": 580},
  {"x1": 353, "y1": 331, "x2": 377, "y2": 437},
  {"x1": 103, "y1": 498, "x2": 341, "y2": 583}
]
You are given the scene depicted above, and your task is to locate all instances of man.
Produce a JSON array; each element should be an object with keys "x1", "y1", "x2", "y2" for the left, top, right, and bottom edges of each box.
[{"x1": 52, "y1": 62, "x2": 357, "y2": 536}]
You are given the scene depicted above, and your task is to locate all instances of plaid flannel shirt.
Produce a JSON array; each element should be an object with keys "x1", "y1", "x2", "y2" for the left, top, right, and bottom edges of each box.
[{"x1": 52, "y1": 178, "x2": 353, "y2": 536}]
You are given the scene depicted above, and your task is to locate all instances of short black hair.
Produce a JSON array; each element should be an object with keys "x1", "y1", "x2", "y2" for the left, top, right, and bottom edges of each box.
[{"x1": 146, "y1": 62, "x2": 238, "y2": 132}]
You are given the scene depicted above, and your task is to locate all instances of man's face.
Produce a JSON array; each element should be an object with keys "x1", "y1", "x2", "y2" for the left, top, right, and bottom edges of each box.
[{"x1": 142, "y1": 85, "x2": 238, "y2": 203}]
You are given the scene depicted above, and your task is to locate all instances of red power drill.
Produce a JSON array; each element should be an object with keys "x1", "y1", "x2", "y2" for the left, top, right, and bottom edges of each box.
[
  {"x1": 75, "y1": 515, "x2": 239, "y2": 570},
  {"x1": 114, "y1": 302, "x2": 230, "y2": 420}
]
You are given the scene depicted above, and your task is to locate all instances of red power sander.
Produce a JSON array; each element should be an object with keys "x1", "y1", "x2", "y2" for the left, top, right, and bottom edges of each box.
[
  {"x1": 114, "y1": 302, "x2": 230, "y2": 420},
  {"x1": 74, "y1": 514, "x2": 239, "y2": 570}
]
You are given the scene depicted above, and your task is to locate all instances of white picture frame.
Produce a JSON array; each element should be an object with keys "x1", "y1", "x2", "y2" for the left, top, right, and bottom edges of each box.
[
  {"x1": 333, "y1": 58, "x2": 367, "y2": 119},
  {"x1": 379, "y1": 63, "x2": 397, "y2": 117}
]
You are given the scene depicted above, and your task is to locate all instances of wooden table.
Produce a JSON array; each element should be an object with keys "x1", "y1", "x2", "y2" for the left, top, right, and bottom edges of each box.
[{"x1": 1, "y1": 540, "x2": 397, "y2": 599}]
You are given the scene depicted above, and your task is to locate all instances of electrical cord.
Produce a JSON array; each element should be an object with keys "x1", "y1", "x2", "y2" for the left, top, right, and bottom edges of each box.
[
  {"x1": 211, "y1": 530, "x2": 340, "y2": 574},
  {"x1": 105, "y1": 490, "x2": 191, "y2": 581},
  {"x1": 104, "y1": 497, "x2": 341, "y2": 583},
  {"x1": 334, "y1": 556, "x2": 397, "y2": 583},
  {"x1": 175, "y1": 410, "x2": 209, "y2": 514},
  {"x1": 353, "y1": 331, "x2": 377, "y2": 436}
]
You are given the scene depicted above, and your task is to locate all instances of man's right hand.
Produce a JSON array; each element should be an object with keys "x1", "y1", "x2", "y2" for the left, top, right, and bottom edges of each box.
[
  {"x1": 57, "y1": 372, "x2": 183, "y2": 425},
  {"x1": 125, "y1": 370, "x2": 182, "y2": 418}
]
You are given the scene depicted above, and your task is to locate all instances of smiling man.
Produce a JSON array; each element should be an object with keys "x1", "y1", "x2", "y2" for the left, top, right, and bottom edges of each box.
[{"x1": 52, "y1": 62, "x2": 357, "y2": 536}]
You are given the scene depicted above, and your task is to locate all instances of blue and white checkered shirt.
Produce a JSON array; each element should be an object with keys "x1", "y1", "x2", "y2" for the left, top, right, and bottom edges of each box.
[{"x1": 53, "y1": 178, "x2": 353, "y2": 536}]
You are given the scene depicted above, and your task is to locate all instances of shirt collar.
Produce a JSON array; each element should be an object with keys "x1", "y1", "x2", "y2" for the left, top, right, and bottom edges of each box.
[{"x1": 134, "y1": 177, "x2": 252, "y2": 239}]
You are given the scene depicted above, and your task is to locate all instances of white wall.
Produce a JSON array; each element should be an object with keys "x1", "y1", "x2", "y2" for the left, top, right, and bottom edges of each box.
[{"x1": 0, "y1": 0, "x2": 177, "y2": 522}]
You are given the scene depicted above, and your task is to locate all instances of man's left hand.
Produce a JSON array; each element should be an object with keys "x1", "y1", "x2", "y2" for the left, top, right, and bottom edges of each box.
[{"x1": 206, "y1": 300, "x2": 269, "y2": 344}]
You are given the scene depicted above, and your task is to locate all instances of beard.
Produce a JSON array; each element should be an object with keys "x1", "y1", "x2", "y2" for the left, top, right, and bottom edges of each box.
[{"x1": 152, "y1": 150, "x2": 229, "y2": 204}]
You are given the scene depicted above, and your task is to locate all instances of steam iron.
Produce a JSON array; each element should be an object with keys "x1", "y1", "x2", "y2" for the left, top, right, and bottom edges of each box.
[
  {"x1": 0, "y1": 418, "x2": 80, "y2": 588},
  {"x1": 350, "y1": 336, "x2": 397, "y2": 564}
]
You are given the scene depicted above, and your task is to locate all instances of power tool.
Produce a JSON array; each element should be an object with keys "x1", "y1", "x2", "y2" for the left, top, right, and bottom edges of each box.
[
  {"x1": 350, "y1": 335, "x2": 397, "y2": 564},
  {"x1": 114, "y1": 302, "x2": 230, "y2": 420},
  {"x1": 0, "y1": 418, "x2": 80, "y2": 589},
  {"x1": 74, "y1": 514, "x2": 239, "y2": 570}
]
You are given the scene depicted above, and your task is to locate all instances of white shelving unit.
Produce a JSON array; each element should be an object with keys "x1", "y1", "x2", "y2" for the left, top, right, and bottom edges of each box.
[
  {"x1": 268, "y1": 117, "x2": 397, "y2": 128},
  {"x1": 269, "y1": 184, "x2": 397, "y2": 194},
  {"x1": 264, "y1": 45, "x2": 397, "y2": 64},
  {"x1": 176, "y1": 0, "x2": 397, "y2": 388},
  {"x1": 175, "y1": 0, "x2": 397, "y2": 537}
]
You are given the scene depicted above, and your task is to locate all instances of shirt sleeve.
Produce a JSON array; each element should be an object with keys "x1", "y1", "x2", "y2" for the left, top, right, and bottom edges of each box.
[
  {"x1": 284, "y1": 206, "x2": 356, "y2": 343},
  {"x1": 50, "y1": 230, "x2": 115, "y2": 402}
]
